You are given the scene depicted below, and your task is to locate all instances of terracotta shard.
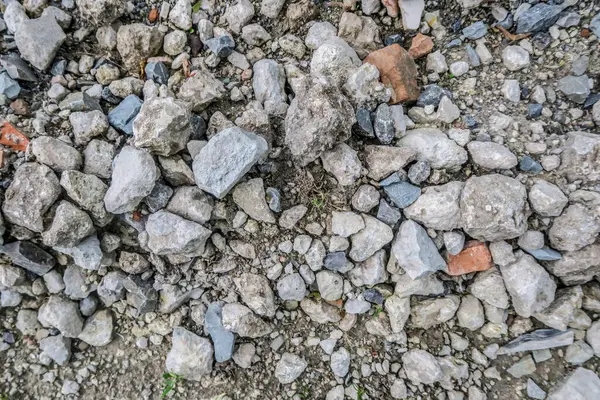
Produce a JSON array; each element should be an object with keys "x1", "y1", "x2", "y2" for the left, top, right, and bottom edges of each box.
[{"x1": 446, "y1": 240, "x2": 493, "y2": 276}]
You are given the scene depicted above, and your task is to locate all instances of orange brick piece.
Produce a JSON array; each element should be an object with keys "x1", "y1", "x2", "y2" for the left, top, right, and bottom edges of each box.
[
  {"x1": 446, "y1": 241, "x2": 493, "y2": 276},
  {"x1": 409, "y1": 33, "x2": 434, "y2": 59},
  {"x1": 363, "y1": 44, "x2": 419, "y2": 104}
]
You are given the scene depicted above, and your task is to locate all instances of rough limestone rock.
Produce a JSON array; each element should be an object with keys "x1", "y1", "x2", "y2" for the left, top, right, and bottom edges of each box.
[
  {"x1": 38, "y1": 296, "x2": 84, "y2": 338},
  {"x1": 397, "y1": 128, "x2": 467, "y2": 169},
  {"x1": 310, "y1": 37, "x2": 361, "y2": 87},
  {"x1": 364, "y1": 145, "x2": 417, "y2": 180},
  {"x1": 547, "y1": 368, "x2": 600, "y2": 399},
  {"x1": 234, "y1": 273, "x2": 276, "y2": 318},
  {"x1": 392, "y1": 220, "x2": 446, "y2": 279},
  {"x1": 177, "y1": 71, "x2": 226, "y2": 112},
  {"x1": 69, "y1": 110, "x2": 109, "y2": 146},
  {"x1": 232, "y1": 178, "x2": 276, "y2": 223},
  {"x1": 284, "y1": 77, "x2": 355, "y2": 166},
  {"x1": 193, "y1": 127, "x2": 268, "y2": 199},
  {"x1": 75, "y1": 0, "x2": 124, "y2": 26},
  {"x1": 104, "y1": 146, "x2": 158, "y2": 214},
  {"x1": 321, "y1": 143, "x2": 362, "y2": 186},
  {"x1": 42, "y1": 201, "x2": 95, "y2": 248},
  {"x1": 133, "y1": 97, "x2": 191, "y2": 156},
  {"x1": 30, "y1": 137, "x2": 82, "y2": 173},
  {"x1": 142, "y1": 211, "x2": 211, "y2": 256},
  {"x1": 460, "y1": 174, "x2": 528, "y2": 241},
  {"x1": 501, "y1": 254, "x2": 557, "y2": 318},
  {"x1": 60, "y1": 170, "x2": 111, "y2": 226},
  {"x1": 3, "y1": 163, "x2": 61, "y2": 233},
  {"x1": 402, "y1": 350, "x2": 443, "y2": 384},
  {"x1": 166, "y1": 327, "x2": 213, "y2": 380},
  {"x1": 338, "y1": 12, "x2": 381, "y2": 58},
  {"x1": 166, "y1": 186, "x2": 214, "y2": 224},
  {"x1": 275, "y1": 353, "x2": 307, "y2": 384},
  {"x1": 545, "y1": 243, "x2": 600, "y2": 286},
  {"x1": 116, "y1": 24, "x2": 165, "y2": 73},
  {"x1": 558, "y1": 132, "x2": 600, "y2": 184},
  {"x1": 549, "y1": 204, "x2": 600, "y2": 252},
  {"x1": 14, "y1": 16, "x2": 66, "y2": 70},
  {"x1": 349, "y1": 215, "x2": 393, "y2": 262},
  {"x1": 404, "y1": 182, "x2": 463, "y2": 231},
  {"x1": 78, "y1": 310, "x2": 114, "y2": 346}
]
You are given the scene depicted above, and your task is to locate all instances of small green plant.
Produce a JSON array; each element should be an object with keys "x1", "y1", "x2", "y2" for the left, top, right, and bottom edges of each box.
[
  {"x1": 373, "y1": 306, "x2": 383, "y2": 318},
  {"x1": 298, "y1": 385, "x2": 312, "y2": 399},
  {"x1": 161, "y1": 372, "x2": 183, "y2": 398},
  {"x1": 310, "y1": 193, "x2": 326, "y2": 210},
  {"x1": 0, "y1": 394, "x2": 8, "y2": 400},
  {"x1": 192, "y1": 1, "x2": 203, "y2": 13},
  {"x1": 448, "y1": 73, "x2": 455, "y2": 79},
  {"x1": 354, "y1": 384, "x2": 366, "y2": 400}
]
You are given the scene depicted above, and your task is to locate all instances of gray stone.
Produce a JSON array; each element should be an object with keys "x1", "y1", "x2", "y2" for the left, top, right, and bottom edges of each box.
[
  {"x1": 118, "y1": 251, "x2": 150, "y2": 275},
  {"x1": 4, "y1": 2, "x2": 28, "y2": 34},
  {"x1": 232, "y1": 178, "x2": 275, "y2": 223},
  {"x1": 279, "y1": 205, "x2": 307, "y2": 230},
  {"x1": 75, "y1": 0, "x2": 124, "y2": 26},
  {"x1": 529, "y1": 180, "x2": 568, "y2": 217},
  {"x1": 469, "y1": 267, "x2": 509, "y2": 308},
  {"x1": 516, "y1": 3, "x2": 565, "y2": 34},
  {"x1": 467, "y1": 141, "x2": 517, "y2": 170},
  {"x1": 169, "y1": 0, "x2": 192, "y2": 30},
  {"x1": 0, "y1": 54, "x2": 38, "y2": 82},
  {"x1": 166, "y1": 327, "x2": 213, "y2": 380},
  {"x1": 108, "y1": 94, "x2": 143, "y2": 135},
  {"x1": 39, "y1": 335, "x2": 71, "y2": 366},
  {"x1": 78, "y1": 310, "x2": 113, "y2": 346},
  {"x1": 104, "y1": 146, "x2": 158, "y2": 214},
  {"x1": 167, "y1": 186, "x2": 213, "y2": 224},
  {"x1": 398, "y1": 128, "x2": 467, "y2": 169},
  {"x1": 332, "y1": 211, "x2": 364, "y2": 238},
  {"x1": 374, "y1": 104, "x2": 395, "y2": 145},
  {"x1": 63, "y1": 265, "x2": 94, "y2": 300},
  {"x1": 61, "y1": 171, "x2": 111, "y2": 226},
  {"x1": 16, "y1": 309, "x2": 40, "y2": 335},
  {"x1": 193, "y1": 127, "x2": 268, "y2": 199},
  {"x1": 349, "y1": 215, "x2": 393, "y2": 262},
  {"x1": 330, "y1": 348, "x2": 350, "y2": 377},
  {"x1": 0, "y1": 241, "x2": 55, "y2": 275},
  {"x1": 549, "y1": 204, "x2": 600, "y2": 252},
  {"x1": 277, "y1": 273, "x2": 307, "y2": 301},
  {"x1": 15, "y1": 16, "x2": 65, "y2": 70},
  {"x1": 547, "y1": 367, "x2": 600, "y2": 399},
  {"x1": 54, "y1": 234, "x2": 103, "y2": 271},
  {"x1": 498, "y1": 329, "x2": 574, "y2": 355},
  {"x1": 385, "y1": 295, "x2": 411, "y2": 333},
  {"x1": 305, "y1": 239, "x2": 326, "y2": 270},
  {"x1": 97, "y1": 271, "x2": 126, "y2": 305},
  {"x1": 518, "y1": 230, "x2": 545, "y2": 251},
  {"x1": 404, "y1": 182, "x2": 463, "y2": 230},
  {"x1": 285, "y1": 77, "x2": 355, "y2": 166},
  {"x1": 30, "y1": 137, "x2": 81, "y2": 173},
  {"x1": 384, "y1": 181, "x2": 421, "y2": 209},
  {"x1": 42, "y1": 201, "x2": 94, "y2": 248},
  {"x1": 349, "y1": 249, "x2": 387, "y2": 287},
  {"x1": 205, "y1": 303, "x2": 234, "y2": 362},
  {"x1": 321, "y1": 144, "x2": 362, "y2": 186},
  {"x1": 275, "y1": 353, "x2": 307, "y2": 384},
  {"x1": 84, "y1": 140, "x2": 114, "y2": 179},
  {"x1": 241, "y1": 24, "x2": 271, "y2": 46},
  {"x1": 565, "y1": 341, "x2": 594, "y2": 365},
  {"x1": 225, "y1": 0, "x2": 254, "y2": 34},
  {"x1": 344, "y1": 296, "x2": 371, "y2": 314},
  {"x1": 457, "y1": 295, "x2": 485, "y2": 331},
  {"x1": 310, "y1": 38, "x2": 361, "y2": 86},
  {"x1": 59, "y1": 92, "x2": 102, "y2": 112},
  {"x1": 559, "y1": 132, "x2": 600, "y2": 184},
  {"x1": 364, "y1": 145, "x2": 417, "y2": 181},
  {"x1": 142, "y1": 211, "x2": 211, "y2": 256},
  {"x1": 558, "y1": 75, "x2": 590, "y2": 104},
  {"x1": 116, "y1": 24, "x2": 164, "y2": 73},
  {"x1": 507, "y1": 355, "x2": 536, "y2": 378},
  {"x1": 69, "y1": 110, "x2": 109, "y2": 146},
  {"x1": 463, "y1": 21, "x2": 487, "y2": 39},
  {"x1": 407, "y1": 160, "x2": 430, "y2": 185},
  {"x1": 502, "y1": 46, "x2": 530, "y2": 71},
  {"x1": 444, "y1": 231, "x2": 465, "y2": 256},
  {"x1": 205, "y1": 35, "x2": 235, "y2": 57},
  {"x1": 377, "y1": 199, "x2": 402, "y2": 226},
  {"x1": 460, "y1": 174, "x2": 527, "y2": 241},
  {"x1": 501, "y1": 254, "x2": 556, "y2": 317},
  {"x1": 316, "y1": 270, "x2": 343, "y2": 301},
  {"x1": 411, "y1": 296, "x2": 460, "y2": 329},
  {"x1": 123, "y1": 276, "x2": 158, "y2": 315},
  {"x1": 402, "y1": 350, "x2": 442, "y2": 385},
  {"x1": 177, "y1": 71, "x2": 226, "y2": 112},
  {"x1": 352, "y1": 185, "x2": 380, "y2": 212},
  {"x1": 133, "y1": 97, "x2": 191, "y2": 156},
  {"x1": 143, "y1": 183, "x2": 173, "y2": 213},
  {"x1": 234, "y1": 273, "x2": 276, "y2": 317},
  {"x1": 38, "y1": 295, "x2": 84, "y2": 338},
  {"x1": 305, "y1": 21, "x2": 337, "y2": 50},
  {"x1": 546, "y1": 243, "x2": 600, "y2": 286},
  {"x1": 253, "y1": 59, "x2": 286, "y2": 113},
  {"x1": 392, "y1": 220, "x2": 446, "y2": 279},
  {"x1": 528, "y1": 379, "x2": 547, "y2": 400},
  {"x1": 0, "y1": 72, "x2": 20, "y2": 99},
  {"x1": 158, "y1": 155, "x2": 195, "y2": 186}
]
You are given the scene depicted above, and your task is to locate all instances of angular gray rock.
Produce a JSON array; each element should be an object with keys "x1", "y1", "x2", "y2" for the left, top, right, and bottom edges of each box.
[
  {"x1": 166, "y1": 327, "x2": 213, "y2": 380},
  {"x1": 559, "y1": 132, "x2": 600, "y2": 184},
  {"x1": 397, "y1": 128, "x2": 467, "y2": 169},
  {"x1": 60, "y1": 170, "x2": 111, "y2": 226},
  {"x1": 30, "y1": 137, "x2": 82, "y2": 173},
  {"x1": 501, "y1": 254, "x2": 556, "y2": 318},
  {"x1": 310, "y1": 38, "x2": 361, "y2": 87},
  {"x1": 391, "y1": 220, "x2": 446, "y2": 279},
  {"x1": 193, "y1": 127, "x2": 268, "y2": 199},
  {"x1": 84, "y1": 140, "x2": 115, "y2": 179},
  {"x1": 349, "y1": 215, "x2": 393, "y2": 262},
  {"x1": 460, "y1": 174, "x2": 527, "y2": 241},
  {"x1": 402, "y1": 350, "x2": 443, "y2": 385},
  {"x1": 557, "y1": 75, "x2": 590, "y2": 104},
  {"x1": 177, "y1": 71, "x2": 226, "y2": 112},
  {"x1": 205, "y1": 302, "x2": 235, "y2": 362},
  {"x1": 232, "y1": 178, "x2": 275, "y2": 223},
  {"x1": 469, "y1": 267, "x2": 510, "y2": 309},
  {"x1": 54, "y1": 235, "x2": 103, "y2": 271},
  {"x1": 75, "y1": 0, "x2": 124, "y2": 26},
  {"x1": 166, "y1": 186, "x2": 213, "y2": 224},
  {"x1": 404, "y1": 182, "x2": 463, "y2": 231},
  {"x1": 467, "y1": 141, "x2": 518, "y2": 170},
  {"x1": 234, "y1": 273, "x2": 276, "y2": 318},
  {"x1": 0, "y1": 241, "x2": 55, "y2": 275},
  {"x1": 549, "y1": 203, "x2": 600, "y2": 252},
  {"x1": 316, "y1": 270, "x2": 343, "y2": 301},
  {"x1": 545, "y1": 243, "x2": 600, "y2": 286},
  {"x1": 116, "y1": 24, "x2": 164, "y2": 73},
  {"x1": 277, "y1": 273, "x2": 307, "y2": 301},
  {"x1": 284, "y1": 77, "x2": 355, "y2": 166},
  {"x1": 42, "y1": 201, "x2": 95, "y2": 248},
  {"x1": 534, "y1": 286, "x2": 582, "y2": 331},
  {"x1": 142, "y1": 211, "x2": 211, "y2": 256},
  {"x1": 38, "y1": 295, "x2": 84, "y2": 338},
  {"x1": 275, "y1": 353, "x2": 307, "y2": 384},
  {"x1": 253, "y1": 59, "x2": 286, "y2": 113},
  {"x1": 529, "y1": 180, "x2": 568, "y2": 217},
  {"x1": 40, "y1": 335, "x2": 71, "y2": 366},
  {"x1": 330, "y1": 348, "x2": 350, "y2": 377},
  {"x1": 15, "y1": 16, "x2": 65, "y2": 70},
  {"x1": 502, "y1": 46, "x2": 530, "y2": 71},
  {"x1": 321, "y1": 144, "x2": 362, "y2": 186},
  {"x1": 410, "y1": 296, "x2": 460, "y2": 329},
  {"x1": 69, "y1": 110, "x2": 109, "y2": 146},
  {"x1": 78, "y1": 309, "x2": 113, "y2": 346},
  {"x1": 457, "y1": 295, "x2": 485, "y2": 331},
  {"x1": 364, "y1": 145, "x2": 417, "y2": 181},
  {"x1": 104, "y1": 146, "x2": 158, "y2": 214},
  {"x1": 547, "y1": 368, "x2": 600, "y2": 400},
  {"x1": 133, "y1": 97, "x2": 191, "y2": 156},
  {"x1": 348, "y1": 249, "x2": 388, "y2": 287}
]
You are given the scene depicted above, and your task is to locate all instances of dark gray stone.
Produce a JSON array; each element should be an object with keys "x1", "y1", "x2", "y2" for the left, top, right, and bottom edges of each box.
[
  {"x1": 0, "y1": 241, "x2": 56, "y2": 275},
  {"x1": 144, "y1": 62, "x2": 169, "y2": 85},
  {"x1": 462, "y1": 21, "x2": 487, "y2": 39},
  {"x1": 497, "y1": 329, "x2": 574, "y2": 355},
  {"x1": 377, "y1": 199, "x2": 402, "y2": 226},
  {"x1": 516, "y1": 3, "x2": 564, "y2": 34},
  {"x1": 324, "y1": 252, "x2": 351, "y2": 273},
  {"x1": 362, "y1": 288, "x2": 384, "y2": 304},
  {"x1": 465, "y1": 45, "x2": 481, "y2": 67},
  {"x1": 107, "y1": 94, "x2": 143, "y2": 135},
  {"x1": 520, "y1": 156, "x2": 543, "y2": 174},
  {"x1": 205, "y1": 35, "x2": 235, "y2": 57},
  {"x1": 356, "y1": 107, "x2": 374, "y2": 137},
  {"x1": 524, "y1": 247, "x2": 562, "y2": 261},
  {"x1": 266, "y1": 187, "x2": 282, "y2": 212},
  {"x1": 408, "y1": 160, "x2": 430, "y2": 185},
  {"x1": 384, "y1": 181, "x2": 421, "y2": 209},
  {"x1": 417, "y1": 85, "x2": 453, "y2": 108},
  {"x1": 0, "y1": 54, "x2": 38, "y2": 82},
  {"x1": 122, "y1": 275, "x2": 158, "y2": 315},
  {"x1": 528, "y1": 104, "x2": 543, "y2": 119},
  {"x1": 0, "y1": 72, "x2": 21, "y2": 99},
  {"x1": 205, "y1": 302, "x2": 235, "y2": 362},
  {"x1": 144, "y1": 183, "x2": 173, "y2": 213},
  {"x1": 59, "y1": 92, "x2": 102, "y2": 112},
  {"x1": 374, "y1": 103, "x2": 394, "y2": 145}
]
